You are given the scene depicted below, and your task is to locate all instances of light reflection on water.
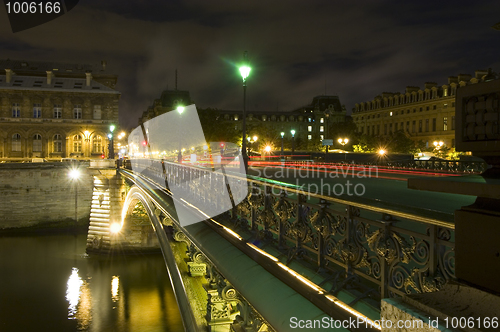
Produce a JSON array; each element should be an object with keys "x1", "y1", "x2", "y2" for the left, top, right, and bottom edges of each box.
[{"x1": 0, "y1": 234, "x2": 182, "y2": 332}]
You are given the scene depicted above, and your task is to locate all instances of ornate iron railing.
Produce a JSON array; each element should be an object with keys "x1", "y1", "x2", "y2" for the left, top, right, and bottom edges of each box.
[{"x1": 125, "y1": 159, "x2": 456, "y2": 306}]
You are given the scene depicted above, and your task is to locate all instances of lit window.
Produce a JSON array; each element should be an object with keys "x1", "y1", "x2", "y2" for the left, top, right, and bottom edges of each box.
[
  {"x1": 307, "y1": 135, "x2": 312, "y2": 140},
  {"x1": 443, "y1": 117, "x2": 448, "y2": 131},
  {"x1": 53, "y1": 104, "x2": 62, "y2": 118},
  {"x1": 93, "y1": 135, "x2": 102, "y2": 153},
  {"x1": 12, "y1": 134, "x2": 21, "y2": 151},
  {"x1": 33, "y1": 134, "x2": 42, "y2": 152},
  {"x1": 234, "y1": 115, "x2": 238, "y2": 121},
  {"x1": 320, "y1": 117, "x2": 324, "y2": 123},
  {"x1": 320, "y1": 135, "x2": 324, "y2": 140},
  {"x1": 53, "y1": 134, "x2": 62, "y2": 152},
  {"x1": 73, "y1": 105, "x2": 82, "y2": 119},
  {"x1": 12, "y1": 103, "x2": 20, "y2": 118},
  {"x1": 73, "y1": 135, "x2": 82, "y2": 152},
  {"x1": 307, "y1": 126, "x2": 312, "y2": 132},
  {"x1": 319, "y1": 126, "x2": 324, "y2": 132},
  {"x1": 33, "y1": 104, "x2": 42, "y2": 118},
  {"x1": 389, "y1": 112, "x2": 393, "y2": 116}
]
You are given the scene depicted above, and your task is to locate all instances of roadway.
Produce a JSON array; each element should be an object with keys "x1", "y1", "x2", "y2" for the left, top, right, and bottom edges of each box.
[{"x1": 247, "y1": 161, "x2": 476, "y2": 222}]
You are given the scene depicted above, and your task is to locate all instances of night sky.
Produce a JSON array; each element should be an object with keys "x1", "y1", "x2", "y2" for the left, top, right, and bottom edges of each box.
[{"x1": 1, "y1": 0, "x2": 499, "y2": 129}]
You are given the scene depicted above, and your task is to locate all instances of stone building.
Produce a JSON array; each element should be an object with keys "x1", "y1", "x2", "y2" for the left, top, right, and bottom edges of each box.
[
  {"x1": 138, "y1": 89, "x2": 191, "y2": 125},
  {"x1": 351, "y1": 70, "x2": 493, "y2": 149},
  {"x1": 0, "y1": 59, "x2": 120, "y2": 160},
  {"x1": 138, "y1": 91, "x2": 347, "y2": 142},
  {"x1": 221, "y1": 95, "x2": 347, "y2": 140}
]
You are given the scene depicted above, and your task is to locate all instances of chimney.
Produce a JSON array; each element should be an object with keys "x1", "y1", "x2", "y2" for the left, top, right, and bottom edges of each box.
[
  {"x1": 448, "y1": 76, "x2": 458, "y2": 84},
  {"x1": 5, "y1": 69, "x2": 13, "y2": 83},
  {"x1": 458, "y1": 73, "x2": 472, "y2": 83},
  {"x1": 424, "y1": 82, "x2": 437, "y2": 89},
  {"x1": 46, "y1": 71, "x2": 53, "y2": 85},
  {"x1": 101, "y1": 60, "x2": 107, "y2": 71},
  {"x1": 85, "y1": 71, "x2": 92, "y2": 86}
]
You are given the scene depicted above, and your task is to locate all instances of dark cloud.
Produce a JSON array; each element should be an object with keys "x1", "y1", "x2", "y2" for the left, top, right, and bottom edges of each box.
[{"x1": 0, "y1": 0, "x2": 499, "y2": 128}]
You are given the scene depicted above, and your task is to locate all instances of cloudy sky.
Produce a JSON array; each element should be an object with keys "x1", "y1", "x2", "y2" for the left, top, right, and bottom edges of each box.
[{"x1": 1, "y1": 0, "x2": 499, "y2": 128}]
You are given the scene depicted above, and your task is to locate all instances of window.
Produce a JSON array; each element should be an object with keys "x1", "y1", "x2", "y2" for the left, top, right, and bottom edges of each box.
[
  {"x1": 389, "y1": 123, "x2": 393, "y2": 134},
  {"x1": 401, "y1": 122, "x2": 404, "y2": 131},
  {"x1": 307, "y1": 126, "x2": 312, "y2": 132},
  {"x1": 451, "y1": 116, "x2": 455, "y2": 130},
  {"x1": 443, "y1": 117, "x2": 448, "y2": 131},
  {"x1": 419, "y1": 107, "x2": 422, "y2": 112},
  {"x1": 418, "y1": 120, "x2": 422, "y2": 133},
  {"x1": 33, "y1": 104, "x2": 42, "y2": 118},
  {"x1": 320, "y1": 135, "x2": 324, "y2": 140},
  {"x1": 394, "y1": 123, "x2": 398, "y2": 131},
  {"x1": 433, "y1": 105, "x2": 437, "y2": 110},
  {"x1": 319, "y1": 126, "x2": 324, "y2": 132},
  {"x1": 320, "y1": 117, "x2": 324, "y2": 123},
  {"x1": 367, "y1": 126, "x2": 370, "y2": 135},
  {"x1": 389, "y1": 112, "x2": 393, "y2": 116},
  {"x1": 432, "y1": 118, "x2": 436, "y2": 131},
  {"x1": 307, "y1": 135, "x2": 312, "y2": 140},
  {"x1": 73, "y1": 135, "x2": 82, "y2": 152},
  {"x1": 443, "y1": 103, "x2": 448, "y2": 109},
  {"x1": 406, "y1": 121, "x2": 409, "y2": 132},
  {"x1": 308, "y1": 117, "x2": 312, "y2": 122},
  {"x1": 425, "y1": 119, "x2": 429, "y2": 132},
  {"x1": 53, "y1": 134, "x2": 62, "y2": 152},
  {"x1": 384, "y1": 124, "x2": 387, "y2": 135},
  {"x1": 426, "y1": 106, "x2": 429, "y2": 111},
  {"x1": 412, "y1": 121, "x2": 416, "y2": 133},
  {"x1": 376, "y1": 125, "x2": 380, "y2": 135},
  {"x1": 93, "y1": 105, "x2": 101, "y2": 120},
  {"x1": 53, "y1": 104, "x2": 62, "y2": 118},
  {"x1": 12, "y1": 134, "x2": 21, "y2": 151},
  {"x1": 73, "y1": 105, "x2": 82, "y2": 119},
  {"x1": 12, "y1": 103, "x2": 20, "y2": 118},
  {"x1": 33, "y1": 134, "x2": 42, "y2": 152},
  {"x1": 443, "y1": 88, "x2": 448, "y2": 97},
  {"x1": 93, "y1": 135, "x2": 102, "y2": 153}
]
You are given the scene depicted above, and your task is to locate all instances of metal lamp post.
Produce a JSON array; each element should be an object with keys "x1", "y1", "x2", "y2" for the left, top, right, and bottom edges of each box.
[
  {"x1": 177, "y1": 106, "x2": 185, "y2": 162},
  {"x1": 338, "y1": 138, "x2": 349, "y2": 161},
  {"x1": 291, "y1": 129, "x2": 296, "y2": 156},
  {"x1": 108, "y1": 125, "x2": 115, "y2": 159},
  {"x1": 239, "y1": 51, "x2": 251, "y2": 171},
  {"x1": 280, "y1": 132, "x2": 285, "y2": 160}
]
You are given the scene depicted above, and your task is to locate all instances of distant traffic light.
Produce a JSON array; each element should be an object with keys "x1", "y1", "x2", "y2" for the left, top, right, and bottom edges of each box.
[{"x1": 142, "y1": 141, "x2": 147, "y2": 146}]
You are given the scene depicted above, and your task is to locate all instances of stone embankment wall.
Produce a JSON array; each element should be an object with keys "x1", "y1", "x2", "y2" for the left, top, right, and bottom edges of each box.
[{"x1": 0, "y1": 163, "x2": 94, "y2": 229}]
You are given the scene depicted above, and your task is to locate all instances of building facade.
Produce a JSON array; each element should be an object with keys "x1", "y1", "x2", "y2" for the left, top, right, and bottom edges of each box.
[
  {"x1": 0, "y1": 59, "x2": 120, "y2": 160},
  {"x1": 216, "y1": 95, "x2": 347, "y2": 140},
  {"x1": 351, "y1": 70, "x2": 492, "y2": 149}
]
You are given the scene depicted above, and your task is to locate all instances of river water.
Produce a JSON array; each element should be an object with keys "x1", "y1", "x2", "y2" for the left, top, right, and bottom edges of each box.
[{"x1": 0, "y1": 234, "x2": 183, "y2": 332}]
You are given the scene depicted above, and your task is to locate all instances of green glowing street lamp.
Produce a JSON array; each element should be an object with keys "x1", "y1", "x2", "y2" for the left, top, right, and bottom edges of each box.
[
  {"x1": 291, "y1": 129, "x2": 296, "y2": 155},
  {"x1": 280, "y1": 132, "x2": 285, "y2": 159},
  {"x1": 239, "y1": 51, "x2": 251, "y2": 171}
]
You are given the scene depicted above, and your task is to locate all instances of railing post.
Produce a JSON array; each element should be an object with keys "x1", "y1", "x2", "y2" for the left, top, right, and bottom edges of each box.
[
  {"x1": 296, "y1": 193, "x2": 305, "y2": 249},
  {"x1": 345, "y1": 205, "x2": 354, "y2": 276},
  {"x1": 428, "y1": 225, "x2": 437, "y2": 277}
]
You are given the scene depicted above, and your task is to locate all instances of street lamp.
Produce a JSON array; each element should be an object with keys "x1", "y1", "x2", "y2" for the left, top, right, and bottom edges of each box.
[
  {"x1": 247, "y1": 135, "x2": 258, "y2": 155},
  {"x1": 177, "y1": 106, "x2": 185, "y2": 162},
  {"x1": 108, "y1": 125, "x2": 115, "y2": 159},
  {"x1": 291, "y1": 130, "x2": 296, "y2": 155},
  {"x1": 68, "y1": 169, "x2": 80, "y2": 224},
  {"x1": 239, "y1": 51, "x2": 251, "y2": 171},
  {"x1": 338, "y1": 138, "x2": 349, "y2": 147},
  {"x1": 433, "y1": 141, "x2": 444, "y2": 149}
]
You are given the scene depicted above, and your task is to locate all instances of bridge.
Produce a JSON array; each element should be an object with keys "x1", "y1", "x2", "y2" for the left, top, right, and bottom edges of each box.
[{"x1": 83, "y1": 157, "x2": 468, "y2": 332}]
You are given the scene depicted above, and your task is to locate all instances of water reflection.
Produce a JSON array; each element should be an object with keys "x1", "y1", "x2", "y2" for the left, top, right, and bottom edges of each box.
[
  {"x1": 0, "y1": 234, "x2": 182, "y2": 332},
  {"x1": 111, "y1": 276, "x2": 119, "y2": 302},
  {"x1": 67, "y1": 268, "x2": 83, "y2": 319}
]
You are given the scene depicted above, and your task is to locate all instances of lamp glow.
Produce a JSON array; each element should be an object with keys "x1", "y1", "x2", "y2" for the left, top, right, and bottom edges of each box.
[
  {"x1": 68, "y1": 169, "x2": 80, "y2": 180},
  {"x1": 177, "y1": 106, "x2": 185, "y2": 114},
  {"x1": 239, "y1": 66, "x2": 251, "y2": 80}
]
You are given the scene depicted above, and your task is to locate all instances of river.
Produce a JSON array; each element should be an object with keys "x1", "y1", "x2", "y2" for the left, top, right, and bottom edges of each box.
[{"x1": 0, "y1": 234, "x2": 183, "y2": 332}]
